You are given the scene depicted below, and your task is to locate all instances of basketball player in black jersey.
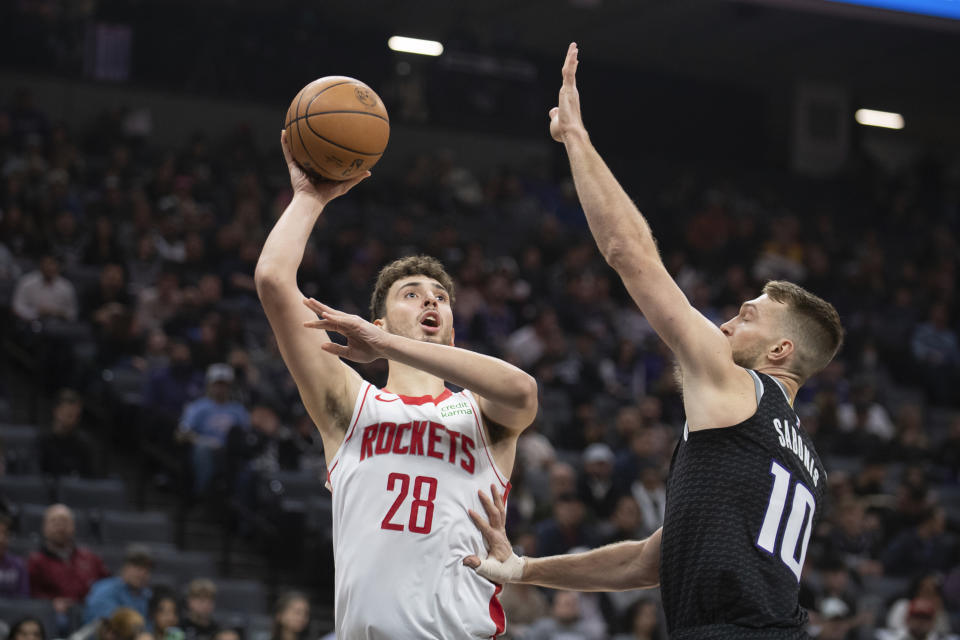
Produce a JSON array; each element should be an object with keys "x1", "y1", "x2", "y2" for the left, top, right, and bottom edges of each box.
[{"x1": 463, "y1": 43, "x2": 844, "y2": 640}]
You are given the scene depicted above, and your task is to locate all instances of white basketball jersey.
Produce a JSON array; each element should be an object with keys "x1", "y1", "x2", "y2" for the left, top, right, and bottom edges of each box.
[{"x1": 328, "y1": 382, "x2": 510, "y2": 639}]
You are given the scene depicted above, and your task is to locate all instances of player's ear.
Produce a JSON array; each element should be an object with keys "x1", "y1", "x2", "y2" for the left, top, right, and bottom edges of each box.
[{"x1": 768, "y1": 338, "x2": 794, "y2": 364}]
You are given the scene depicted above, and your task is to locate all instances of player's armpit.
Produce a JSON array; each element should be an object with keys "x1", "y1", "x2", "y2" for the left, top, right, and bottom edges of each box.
[{"x1": 474, "y1": 391, "x2": 538, "y2": 437}]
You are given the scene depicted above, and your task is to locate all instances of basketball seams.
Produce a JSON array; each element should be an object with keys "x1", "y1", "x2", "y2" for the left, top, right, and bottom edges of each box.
[
  {"x1": 304, "y1": 109, "x2": 390, "y2": 123},
  {"x1": 301, "y1": 116, "x2": 385, "y2": 156},
  {"x1": 291, "y1": 84, "x2": 326, "y2": 176}
]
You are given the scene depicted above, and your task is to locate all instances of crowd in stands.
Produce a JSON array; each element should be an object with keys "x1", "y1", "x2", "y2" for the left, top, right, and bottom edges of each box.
[{"x1": 0, "y1": 85, "x2": 958, "y2": 640}]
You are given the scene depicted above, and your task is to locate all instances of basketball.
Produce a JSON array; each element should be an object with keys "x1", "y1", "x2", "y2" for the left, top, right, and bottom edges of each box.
[{"x1": 284, "y1": 76, "x2": 390, "y2": 181}]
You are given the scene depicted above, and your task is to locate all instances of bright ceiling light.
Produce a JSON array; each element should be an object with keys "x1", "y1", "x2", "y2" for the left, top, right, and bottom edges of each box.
[
  {"x1": 388, "y1": 36, "x2": 444, "y2": 57},
  {"x1": 855, "y1": 109, "x2": 905, "y2": 130}
]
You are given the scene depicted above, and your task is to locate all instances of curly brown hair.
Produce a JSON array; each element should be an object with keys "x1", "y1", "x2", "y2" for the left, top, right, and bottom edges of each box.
[{"x1": 369, "y1": 255, "x2": 455, "y2": 321}]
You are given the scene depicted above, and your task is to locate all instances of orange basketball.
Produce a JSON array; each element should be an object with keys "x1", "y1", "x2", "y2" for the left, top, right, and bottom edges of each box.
[{"x1": 284, "y1": 76, "x2": 390, "y2": 181}]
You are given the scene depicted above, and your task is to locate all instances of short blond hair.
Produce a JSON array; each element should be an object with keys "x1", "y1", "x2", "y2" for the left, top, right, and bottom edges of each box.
[{"x1": 763, "y1": 280, "x2": 843, "y2": 379}]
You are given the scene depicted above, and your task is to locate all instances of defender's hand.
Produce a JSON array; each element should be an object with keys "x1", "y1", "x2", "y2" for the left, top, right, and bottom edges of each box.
[
  {"x1": 549, "y1": 42, "x2": 587, "y2": 144},
  {"x1": 302, "y1": 298, "x2": 389, "y2": 363},
  {"x1": 464, "y1": 485, "x2": 525, "y2": 583},
  {"x1": 281, "y1": 130, "x2": 370, "y2": 206}
]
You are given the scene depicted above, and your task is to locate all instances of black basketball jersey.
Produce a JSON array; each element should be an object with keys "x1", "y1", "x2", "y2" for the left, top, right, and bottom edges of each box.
[{"x1": 660, "y1": 370, "x2": 826, "y2": 640}]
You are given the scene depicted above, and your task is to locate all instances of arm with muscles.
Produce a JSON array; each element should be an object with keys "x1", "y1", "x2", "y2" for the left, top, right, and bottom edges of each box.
[
  {"x1": 463, "y1": 487, "x2": 661, "y2": 591},
  {"x1": 254, "y1": 131, "x2": 369, "y2": 435},
  {"x1": 552, "y1": 44, "x2": 739, "y2": 396},
  {"x1": 303, "y1": 299, "x2": 538, "y2": 432}
]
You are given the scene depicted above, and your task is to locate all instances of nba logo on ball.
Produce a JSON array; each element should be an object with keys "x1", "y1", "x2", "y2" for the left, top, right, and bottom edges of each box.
[{"x1": 284, "y1": 76, "x2": 390, "y2": 181}]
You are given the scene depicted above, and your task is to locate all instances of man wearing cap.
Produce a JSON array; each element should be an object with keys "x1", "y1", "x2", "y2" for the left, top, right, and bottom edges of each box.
[
  {"x1": 876, "y1": 598, "x2": 960, "y2": 640},
  {"x1": 83, "y1": 544, "x2": 154, "y2": 623},
  {"x1": 577, "y1": 443, "x2": 619, "y2": 520},
  {"x1": 177, "y1": 363, "x2": 251, "y2": 494}
]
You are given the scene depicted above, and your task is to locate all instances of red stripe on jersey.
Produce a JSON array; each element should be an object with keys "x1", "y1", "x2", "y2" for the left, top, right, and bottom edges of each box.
[
  {"x1": 489, "y1": 583, "x2": 505, "y2": 637},
  {"x1": 379, "y1": 388, "x2": 453, "y2": 406},
  {"x1": 327, "y1": 383, "x2": 373, "y2": 487},
  {"x1": 466, "y1": 393, "x2": 508, "y2": 489}
]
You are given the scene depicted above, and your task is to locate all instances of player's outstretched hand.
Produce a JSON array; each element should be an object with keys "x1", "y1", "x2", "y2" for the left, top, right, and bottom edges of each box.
[
  {"x1": 281, "y1": 130, "x2": 370, "y2": 206},
  {"x1": 302, "y1": 298, "x2": 388, "y2": 363},
  {"x1": 464, "y1": 485, "x2": 526, "y2": 584},
  {"x1": 549, "y1": 42, "x2": 587, "y2": 144}
]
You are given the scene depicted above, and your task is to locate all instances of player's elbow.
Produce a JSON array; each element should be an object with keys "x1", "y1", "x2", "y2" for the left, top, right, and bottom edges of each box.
[
  {"x1": 515, "y1": 372, "x2": 539, "y2": 412},
  {"x1": 603, "y1": 239, "x2": 648, "y2": 274},
  {"x1": 254, "y1": 262, "x2": 286, "y2": 299}
]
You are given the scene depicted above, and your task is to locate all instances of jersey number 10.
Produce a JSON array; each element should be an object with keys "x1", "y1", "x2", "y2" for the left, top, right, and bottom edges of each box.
[{"x1": 756, "y1": 461, "x2": 815, "y2": 581}]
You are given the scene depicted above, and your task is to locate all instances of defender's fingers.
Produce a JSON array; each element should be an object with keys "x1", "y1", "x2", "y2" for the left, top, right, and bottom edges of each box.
[
  {"x1": 463, "y1": 555, "x2": 481, "y2": 569},
  {"x1": 468, "y1": 509, "x2": 496, "y2": 538},
  {"x1": 562, "y1": 42, "x2": 579, "y2": 87},
  {"x1": 477, "y1": 491, "x2": 501, "y2": 527},
  {"x1": 303, "y1": 298, "x2": 335, "y2": 314}
]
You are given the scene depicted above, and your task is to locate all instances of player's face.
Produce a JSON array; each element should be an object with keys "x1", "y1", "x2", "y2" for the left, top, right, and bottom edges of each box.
[
  {"x1": 720, "y1": 294, "x2": 784, "y2": 369},
  {"x1": 380, "y1": 276, "x2": 454, "y2": 346}
]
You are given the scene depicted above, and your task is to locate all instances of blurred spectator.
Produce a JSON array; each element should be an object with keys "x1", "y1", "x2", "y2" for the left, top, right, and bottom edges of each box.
[
  {"x1": 38, "y1": 389, "x2": 97, "y2": 478},
  {"x1": 271, "y1": 591, "x2": 310, "y2": 640},
  {"x1": 885, "y1": 574, "x2": 953, "y2": 637},
  {"x1": 836, "y1": 381, "x2": 895, "y2": 442},
  {"x1": 597, "y1": 494, "x2": 653, "y2": 545},
  {"x1": 0, "y1": 513, "x2": 29, "y2": 597},
  {"x1": 498, "y1": 582, "x2": 549, "y2": 639},
  {"x1": 71, "y1": 607, "x2": 146, "y2": 640},
  {"x1": 912, "y1": 303, "x2": 960, "y2": 367},
  {"x1": 524, "y1": 591, "x2": 606, "y2": 640},
  {"x1": 936, "y1": 416, "x2": 960, "y2": 482},
  {"x1": 611, "y1": 597, "x2": 666, "y2": 640},
  {"x1": 83, "y1": 544, "x2": 154, "y2": 623},
  {"x1": 29, "y1": 504, "x2": 110, "y2": 614},
  {"x1": 7, "y1": 618, "x2": 45, "y2": 640},
  {"x1": 535, "y1": 493, "x2": 597, "y2": 557},
  {"x1": 181, "y1": 578, "x2": 218, "y2": 640},
  {"x1": 176, "y1": 363, "x2": 250, "y2": 494},
  {"x1": 577, "y1": 443, "x2": 619, "y2": 520},
  {"x1": 147, "y1": 588, "x2": 180, "y2": 639},
  {"x1": 12, "y1": 254, "x2": 78, "y2": 322},
  {"x1": 142, "y1": 340, "x2": 204, "y2": 430},
  {"x1": 136, "y1": 270, "x2": 183, "y2": 333},
  {"x1": 211, "y1": 631, "x2": 239, "y2": 640},
  {"x1": 882, "y1": 507, "x2": 957, "y2": 577},
  {"x1": 805, "y1": 557, "x2": 871, "y2": 640},
  {"x1": 630, "y1": 463, "x2": 666, "y2": 534},
  {"x1": 876, "y1": 598, "x2": 959, "y2": 640}
]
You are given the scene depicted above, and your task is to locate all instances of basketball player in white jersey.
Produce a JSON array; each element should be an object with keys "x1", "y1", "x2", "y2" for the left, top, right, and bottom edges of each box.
[{"x1": 255, "y1": 131, "x2": 539, "y2": 639}]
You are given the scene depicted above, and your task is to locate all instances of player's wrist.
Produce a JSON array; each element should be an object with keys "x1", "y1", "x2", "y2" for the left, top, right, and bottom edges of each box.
[
  {"x1": 562, "y1": 126, "x2": 590, "y2": 146},
  {"x1": 292, "y1": 189, "x2": 327, "y2": 210}
]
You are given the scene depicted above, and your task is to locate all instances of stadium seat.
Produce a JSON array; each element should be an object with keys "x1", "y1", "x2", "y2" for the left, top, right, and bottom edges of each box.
[
  {"x1": 59, "y1": 477, "x2": 128, "y2": 510},
  {"x1": 214, "y1": 578, "x2": 267, "y2": 614},
  {"x1": 100, "y1": 509, "x2": 174, "y2": 545},
  {"x1": 246, "y1": 615, "x2": 273, "y2": 640},
  {"x1": 863, "y1": 575, "x2": 909, "y2": 601},
  {"x1": 153, "y1": 548, "x2": 218, "y2": 585},
  {"x1": 265, "y1": 471, "x2": 327, "y2": 501},
  {"x1": 0, "y1": 475, "x2": 56, "y2": 505},
  {"x1": 0, "y1": 424, "x2": 40, "y2": 474},
  {"x1": 0, "y1": 598, "x2": 58, "y2": 637}
]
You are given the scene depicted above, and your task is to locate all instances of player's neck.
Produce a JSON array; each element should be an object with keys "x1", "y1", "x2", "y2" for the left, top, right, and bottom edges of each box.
[
  {"x1": 384, "y1": 360, "x2": 447, "y2": 398},
  {"x1": 755, "y1": 366, "x2": 801, "y2": 405}
]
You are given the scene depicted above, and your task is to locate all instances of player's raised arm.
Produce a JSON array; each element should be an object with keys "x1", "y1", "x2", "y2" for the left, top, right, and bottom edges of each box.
[
  {"x1": 302, "y1": 299, "x2": 539, "y2": 434},
  {"x1": 463, "y1": 486, "x2": 661, "y2": 591},
  {"x1": 550, "y1": 44, "x2": 736, "y2": 386},
  {"x1": 254, "y1": 131, "x2": 369, "y2": 443}
]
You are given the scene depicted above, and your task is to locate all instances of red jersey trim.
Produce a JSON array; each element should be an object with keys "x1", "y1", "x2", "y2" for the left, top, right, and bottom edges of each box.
[
  {"x1": 489, "y1": 583, "x2": 506, "y2": 637},
  {"x1": 464, "y1": 391, "x2": 509, "y2": 489},
  {"x1": 327, "y1": 382, "x2": 373, "y2": 488},
  {"x1": 379, "y1": 388, "x2": 453, "y2": 406}
]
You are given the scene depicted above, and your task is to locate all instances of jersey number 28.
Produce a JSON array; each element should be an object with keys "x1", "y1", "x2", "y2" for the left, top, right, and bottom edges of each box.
[
  {"x1": 381, "y1": 472, "x2": 438, "y2": 534},
  {"x1": 757, "y1": 460, "x2": 815, "y2": 581}
]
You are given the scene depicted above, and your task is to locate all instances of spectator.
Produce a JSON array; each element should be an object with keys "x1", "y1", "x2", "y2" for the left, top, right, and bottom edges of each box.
[
  {"x1": 912, "y1": 303, "x2": 960, "y2": 367},
  {"x1": 38, "y1": 388, "x2": 97, "y2": 478},
  {"x1": 12, "y1": 254, "x2": 78, "y2": 322},
  {"x1": 181, "y1": 578, "x2": 218, "y2": 640},
  {"x1": 83, "y1": 545, "x2": 154, "y2": 623},
  {"x1": 0, "y1": 513, "x2": 29, "y2": 597},
  {"x1": 630, "y1": 463, "x2": 667, "y2": 533},
  {"x1": 176, "y1": 363, "x2": 250, "y2": 494},
  {"x1": 577, "y1": 443, "x2": 619, "y2": 520},
  {"x1": 71, "y1": 607, "x2": 146, "y2": 640},
  {"x1": 883, "y1": 507, "x2": 957, "y2": 577},
  {"x1": 271, "y1": 591, "x2": 310, "y2": 640},
  {"x1": 211, "y1": 631, "x2": 239, "y2": 640},
  {"x1": 29, "y1": 504, "x2": 110, "y2": 614},
  {"x1": 147, "y1": 588, "x2": 180, "y2": 639},
  {"x1": 876, "y1": 598, "x2": 960, "y2": 640},
  {"x1": 597, "y1": 494, "x2": 652, "y2": 545},
  {"x1": 7, "y1": 618, "x2": 45, "y2": 640},
  {"x1": 836, "y1": 381, "x2": 895, "y2": 442},
  {"x1": 498, "y1": 582, "x2": 549, "y2": 639},
  {"x1": 524, "y1": 591, "x2": 606, "y2": 640},
  {"x1": 611, "y1": 597, "x2": 666, "y2": 640},
  {"x1": 885, "y1": 573, "x2": 954, "y2": 637},
  {"x1": 535, "y1": 493, "x2": 597, "y2": 557}
]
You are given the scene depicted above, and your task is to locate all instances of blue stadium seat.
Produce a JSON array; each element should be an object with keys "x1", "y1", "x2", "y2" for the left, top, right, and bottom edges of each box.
[
  {"x1": 153, "y1": 548, "x2": 218, "y2": 585},
  {"x1": 0, "y1": 424, "x2": 40, "y2": 474},
  {"x1": 265, "y1": 471, "x2": 327, "y2": 501},
  {"x1": 214, "y1": 578, "x2": 267, "y2": 615}
]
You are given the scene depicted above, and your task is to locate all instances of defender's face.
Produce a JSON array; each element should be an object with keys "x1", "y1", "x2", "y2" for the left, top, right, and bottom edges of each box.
[
  {"x1": 381, "y1": 276, "x2": 454, "y2": 346},
  {"x1": 719, "y1": 294, "x2": 784, "y2": 369}
]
